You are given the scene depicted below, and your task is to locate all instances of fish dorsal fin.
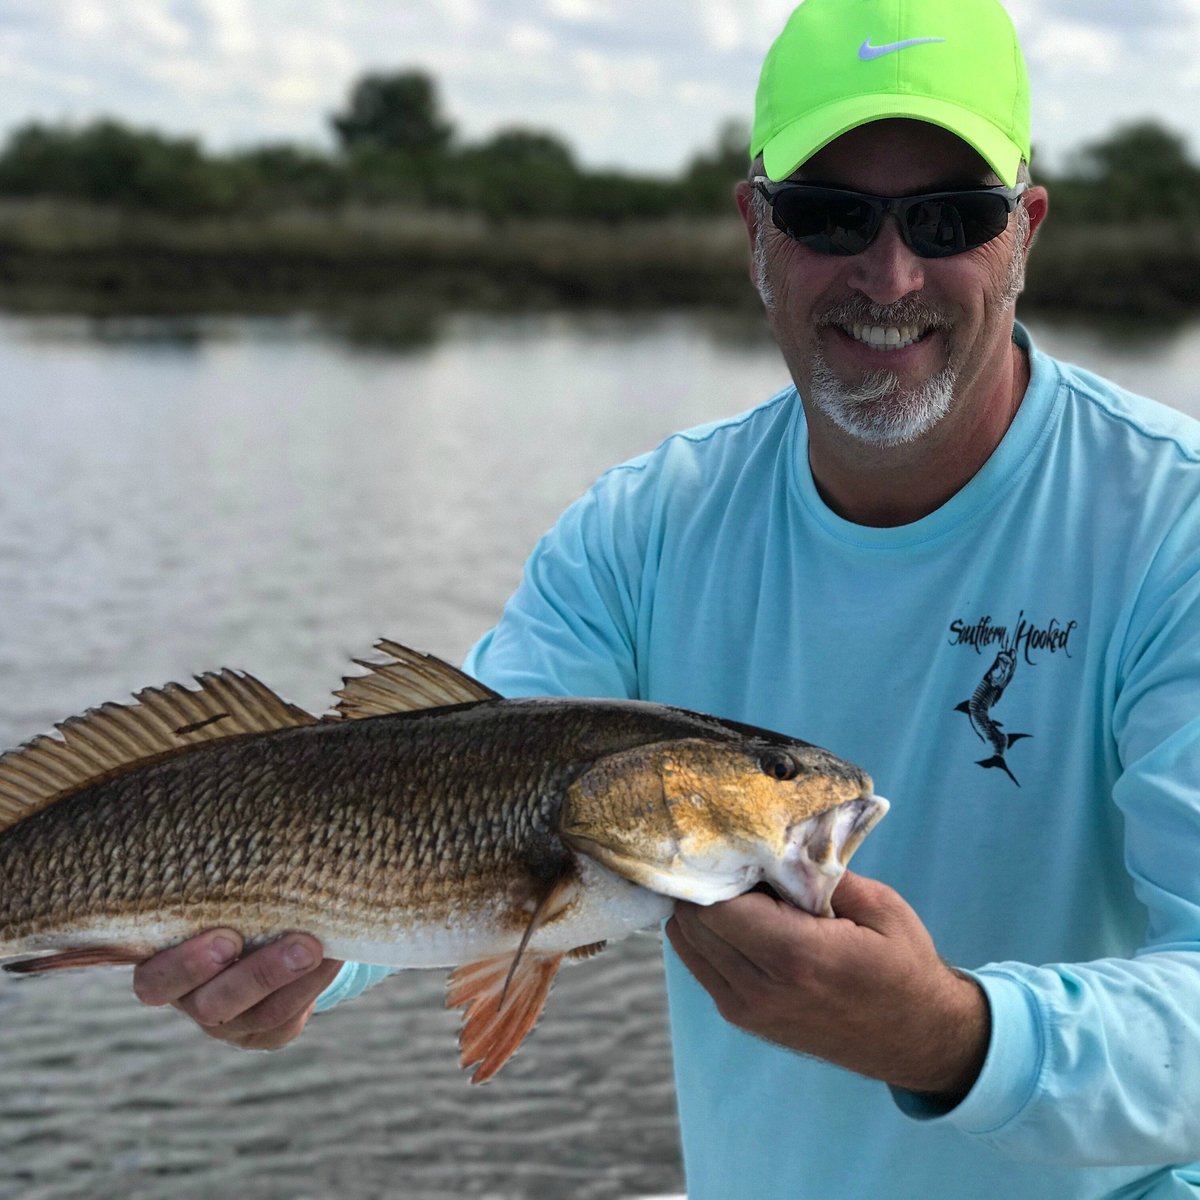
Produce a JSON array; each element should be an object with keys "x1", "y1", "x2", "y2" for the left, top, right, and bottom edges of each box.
[
  {"x1": 0, "y1": 671, "x2": 316, "y2": 832},
  {"x1": 333, "y1": 639, "x2": 500, "y2": 719},
  {"x1": 446, "y1": 950, "x2": 565, "y2": 1084}
]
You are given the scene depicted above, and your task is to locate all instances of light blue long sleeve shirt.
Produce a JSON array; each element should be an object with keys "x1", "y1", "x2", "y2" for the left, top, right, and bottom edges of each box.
[{"x1": 322, "y1": 326, "x2": 1200, "y2": 1198}]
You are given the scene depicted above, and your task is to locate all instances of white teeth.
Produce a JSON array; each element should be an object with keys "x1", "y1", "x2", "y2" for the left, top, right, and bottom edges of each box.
[{"x1": 848, "y1": 323, "x2": 925, "y2": 350}]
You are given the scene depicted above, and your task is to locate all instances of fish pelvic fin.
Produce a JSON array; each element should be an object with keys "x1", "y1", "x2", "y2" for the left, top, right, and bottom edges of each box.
[
  {"x1": 333, "y1": 639, "x2": 501, "y2": 719},
  {"x1": 4, "y1": 945, "x2": 146, "y2": 974},
  {"x1": 0, "y1": 672, "x2": 317, "y2": 834},
  {"x1": 498, "y1": 870, "x2": 578, "y2": 1008},
  {"x1": 446, "y1": 949, "x2": 565, "y2": 1084}
]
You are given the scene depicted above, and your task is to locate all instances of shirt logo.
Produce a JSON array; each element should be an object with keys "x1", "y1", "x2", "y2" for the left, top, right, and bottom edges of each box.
[
  {"x1": 947, "y1": 609, "x2": 1080, "y2": 789},
  {"x1": 858, "y1": 36, "x2": 946, "y2": 61}
]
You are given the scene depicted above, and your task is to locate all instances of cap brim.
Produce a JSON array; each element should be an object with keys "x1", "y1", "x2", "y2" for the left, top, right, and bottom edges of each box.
[{"x1": 761, "y1": 94, "x2": 1024, "y2": 187}]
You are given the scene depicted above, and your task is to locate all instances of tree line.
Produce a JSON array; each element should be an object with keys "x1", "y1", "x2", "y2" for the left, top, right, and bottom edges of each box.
[{"x1": 0, "y1": 69, "x2": 1194, "y2": 224}]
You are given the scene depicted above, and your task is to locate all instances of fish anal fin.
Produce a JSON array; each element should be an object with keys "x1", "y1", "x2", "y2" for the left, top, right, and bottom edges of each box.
[
  {"x1": 0, "y1": 671, "x2": 316, "y2": 835},
  {"x1": 1006, "y1": 732, "x2": 1032, "y2": 748},
  {"x1": 567, "y1": 941, "x2": 607, "y2": 961},
  {"x1": 333, "y1": 640, "x2": 500, "y2": 720},
  {"x1": 4, "y1": 946, "x2": 145, "y2": 974},
  {"x1": 446, "y1": 949, "x2": 565, "y2": 1084}
]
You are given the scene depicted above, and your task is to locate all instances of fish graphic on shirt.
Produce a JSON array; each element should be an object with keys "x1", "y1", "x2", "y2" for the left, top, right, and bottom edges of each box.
[{"x1": 954, "y1": 648, "x2": 1031, "y2": 787}]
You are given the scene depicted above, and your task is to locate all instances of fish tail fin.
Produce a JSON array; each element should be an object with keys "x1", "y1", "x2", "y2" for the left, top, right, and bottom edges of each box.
[
  {"x1": 1006, "y1": 732, "x2": 1032, "y2": 748},
  {"x1": 446, "y1": 950, "x2": 565, "y2": 1084},
  {"x1": 0, "y1": 673, "x2": 317, "y2": 835},
  {"x1": 977, "y1": 756, "x2": 1021, "y2": 787}
]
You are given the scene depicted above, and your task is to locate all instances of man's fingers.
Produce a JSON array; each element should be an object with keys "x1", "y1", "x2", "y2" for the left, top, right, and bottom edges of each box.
[
  {"x1": 668, "y1": 899, "x2": 781, "y2": 989},
  {"x1": 682, "y1": 890, "x2": 823, "y2": 973},
  {"x1": 830, "y1": 871, "x2": 911, "y2": 935},
  {"x1": 231, "y1": 1002, "x2": 322, "y2": 1052},
  {"x1": 666, "y1": 911, "x2": 738, "y2": 1013},
  {"x1": 205, "y1": 956, "x2": 344, "y2": 1039},
  {"x1": 132, "y1": 928, "x2": 244, "y2": 1006},
  {"x1": 176, "y1": 934, "x2": 329, "y2": 1028}
]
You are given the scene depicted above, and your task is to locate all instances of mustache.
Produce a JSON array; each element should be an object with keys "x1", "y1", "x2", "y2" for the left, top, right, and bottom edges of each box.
[{"x1": 816, "y1": 297, "x2": 951, "y2": 330}]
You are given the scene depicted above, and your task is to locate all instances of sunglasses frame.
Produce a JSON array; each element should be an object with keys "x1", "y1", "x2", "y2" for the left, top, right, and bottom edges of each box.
[{"x1": 752, "y1": 178, "x2": 1029, "y2": 259}]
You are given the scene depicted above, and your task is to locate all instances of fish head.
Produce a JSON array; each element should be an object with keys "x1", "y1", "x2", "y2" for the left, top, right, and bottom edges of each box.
[{"x1": 559, "y1": 736, "x2": 887, "y2": 917}]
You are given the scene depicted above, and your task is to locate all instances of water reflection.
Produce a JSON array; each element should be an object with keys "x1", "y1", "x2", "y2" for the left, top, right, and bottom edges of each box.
[{"x1": 0, "y1": 306, "x2": 1197, "y2": 1199}]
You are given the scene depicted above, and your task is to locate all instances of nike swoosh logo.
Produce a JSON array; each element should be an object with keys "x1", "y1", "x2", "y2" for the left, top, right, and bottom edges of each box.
[{"x1": 858, "y1": 36, "x2": 946, "y2": 61}]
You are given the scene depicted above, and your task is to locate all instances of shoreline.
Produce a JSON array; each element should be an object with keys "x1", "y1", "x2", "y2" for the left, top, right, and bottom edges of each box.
[{"x1": 0, "y1": 203, "x2": 1195, "y2": 320}]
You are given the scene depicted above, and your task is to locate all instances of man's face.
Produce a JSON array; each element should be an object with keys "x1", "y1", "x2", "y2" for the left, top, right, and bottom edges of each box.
[{"x1": 744, "y1": 119, "x2": 1043, "y2": 448}]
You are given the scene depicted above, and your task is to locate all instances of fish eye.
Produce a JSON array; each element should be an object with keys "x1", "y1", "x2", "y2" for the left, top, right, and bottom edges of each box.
[{"x1": 760, "y1": 751, "x2": 801, "y2": 781}]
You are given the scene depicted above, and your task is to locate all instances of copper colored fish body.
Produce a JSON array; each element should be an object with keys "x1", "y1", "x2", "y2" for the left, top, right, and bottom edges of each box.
[{"x1": 0, "y1": 642, "x2": 887, "y2": 1081}]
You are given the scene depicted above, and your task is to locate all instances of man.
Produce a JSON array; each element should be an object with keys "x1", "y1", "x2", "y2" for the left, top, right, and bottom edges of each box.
[{"x1": 133, "y1": 1, "x2": 1200, "y2": 1195}]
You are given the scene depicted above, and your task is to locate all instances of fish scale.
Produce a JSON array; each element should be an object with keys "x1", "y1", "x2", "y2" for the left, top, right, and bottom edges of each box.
[{"x1": 0, "y1": 641, "x2": 887, "y2": 1082}]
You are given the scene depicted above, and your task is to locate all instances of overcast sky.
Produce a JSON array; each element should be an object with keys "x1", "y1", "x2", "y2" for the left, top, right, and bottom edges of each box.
[{"x1": 1, "y1": 0, "x2": 1198, "y2": 176}]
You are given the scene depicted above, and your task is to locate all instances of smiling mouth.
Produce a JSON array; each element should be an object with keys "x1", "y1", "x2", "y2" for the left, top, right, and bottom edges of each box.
[{"x1": 842, "y1": 322, "x2": 932, "y2": 351}]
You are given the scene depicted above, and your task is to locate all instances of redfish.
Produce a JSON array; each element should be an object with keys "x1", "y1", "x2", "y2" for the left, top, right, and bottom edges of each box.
[{"x1": 0, "y1": 641, "x2": 887, "y2": 1081}]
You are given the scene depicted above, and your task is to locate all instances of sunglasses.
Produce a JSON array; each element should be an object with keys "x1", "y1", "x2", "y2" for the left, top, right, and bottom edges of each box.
[{"x1": 753, "y1": 178, "x2": 1028, "y2": 259}]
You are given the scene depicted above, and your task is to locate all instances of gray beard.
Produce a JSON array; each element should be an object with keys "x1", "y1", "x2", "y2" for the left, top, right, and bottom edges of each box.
[
  {"x1": 801, "y1": 217, "x2": 1029, "y2": 448},
  {"x1": 808, "y1": 353, "x2": 956, "y2": 447}
]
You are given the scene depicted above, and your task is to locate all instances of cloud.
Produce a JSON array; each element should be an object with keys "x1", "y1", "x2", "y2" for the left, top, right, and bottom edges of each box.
[
  {"x1": 0, "y1": 0, "x2": 1194, "y2": 175},
  {"x1": 1021, "y1": 18, "x2": 1119, "y2": 77}
]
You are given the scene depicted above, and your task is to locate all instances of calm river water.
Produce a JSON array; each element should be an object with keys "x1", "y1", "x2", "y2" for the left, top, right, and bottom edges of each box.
[{"x1": 0, "y1": 307, "x2": 1197, "y2": 1200}]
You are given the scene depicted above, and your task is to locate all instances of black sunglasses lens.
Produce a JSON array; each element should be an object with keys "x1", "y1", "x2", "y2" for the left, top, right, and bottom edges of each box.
[
  {"x1": 905, "y1": 193, "x2": 1011, "y2": 257},
  {"x1": 771, "y1": 189, "x2": 880, "y2": 255}
]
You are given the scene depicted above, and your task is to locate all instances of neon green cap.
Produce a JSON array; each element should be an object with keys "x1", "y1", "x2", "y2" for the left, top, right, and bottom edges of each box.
[{"x1": 751, "y1": 0, "x2": 1031, "y2": 186}]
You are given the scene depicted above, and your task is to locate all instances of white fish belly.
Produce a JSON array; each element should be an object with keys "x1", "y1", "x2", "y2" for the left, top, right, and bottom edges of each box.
[
  {"x1": 1, "y1": 858, "x2": 675, "y2": 971},
  {"x1": 323, "y1": 857, "x2": 675, "y2": 968}
]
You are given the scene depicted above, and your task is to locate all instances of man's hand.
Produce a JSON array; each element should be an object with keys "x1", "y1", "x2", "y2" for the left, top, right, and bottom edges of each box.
[
  {"x1": 132, "y1": 929, "x2": 344, "y2": 1051},
  {"x1": 665, "y1": 871, "x2": 989, "y2": 1105}
]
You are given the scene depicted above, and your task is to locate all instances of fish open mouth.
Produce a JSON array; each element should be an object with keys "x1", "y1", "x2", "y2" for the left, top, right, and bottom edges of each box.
[{"x1": 771, "y1": 794, "x2": 889, "y2": 917}]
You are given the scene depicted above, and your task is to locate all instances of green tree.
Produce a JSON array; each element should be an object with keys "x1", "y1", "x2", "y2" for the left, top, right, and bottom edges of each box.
[
  {"x1": 1061, "y1": 120, "x2": 1200, "y2": 221},
  {"x1": 446, "y1": 127, "x2": 578, "y2": 220},
  {"x1": 474, "y1": 128, "x2": 575, "y2": 171},
  {"x1": 330, "y1": 71, "x2": 454, "y2": 155},
  {"x1": 0, "y1": 119, "x2": 240, "y2": 212},
  {"x1": 681, "y1": 120, "x2": 751, "y2": 214},
  {"x1": 230, "y1": 144, "x2": 346, "y2": 207}
]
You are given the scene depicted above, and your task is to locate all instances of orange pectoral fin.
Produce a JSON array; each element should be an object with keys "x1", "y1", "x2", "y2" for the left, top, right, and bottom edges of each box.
[
  {"x1": 446, "y1": 949, "x2": 565, "y2": 1084},
  {"x1": 3, "y1": 946, "x2": 146, "y2": 974}
]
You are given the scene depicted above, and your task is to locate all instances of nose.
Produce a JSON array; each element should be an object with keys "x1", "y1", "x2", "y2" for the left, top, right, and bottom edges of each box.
[{"x1": 844, "y1": 215, "x2": 926, "y2": 305}]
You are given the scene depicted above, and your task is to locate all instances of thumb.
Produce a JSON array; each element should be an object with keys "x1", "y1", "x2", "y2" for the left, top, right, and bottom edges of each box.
[{"x1": 829, "y1": 870, "x2": 907, "y2": 932}]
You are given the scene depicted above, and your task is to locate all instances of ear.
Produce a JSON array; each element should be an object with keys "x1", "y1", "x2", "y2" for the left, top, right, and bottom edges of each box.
[
  {"x1": 1021, "y1": 185, "x2": 1049, "y2": 248},
  {"x1": 735, "y1": 179, "x2": 762, "y2": 288}
]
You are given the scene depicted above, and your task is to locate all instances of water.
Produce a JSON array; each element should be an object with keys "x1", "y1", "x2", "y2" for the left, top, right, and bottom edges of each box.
[{"x1": 0, "y1": 307, "x2": 1197, "y2": 1199}]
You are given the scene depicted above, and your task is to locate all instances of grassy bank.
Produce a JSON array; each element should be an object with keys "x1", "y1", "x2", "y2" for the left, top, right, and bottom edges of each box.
[{"x1": 0, "y1": 200, "x2": 1195, "y2": 319}]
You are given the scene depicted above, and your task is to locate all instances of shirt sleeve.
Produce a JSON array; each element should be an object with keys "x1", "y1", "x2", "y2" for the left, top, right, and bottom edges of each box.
[
  {"x1": 462, "y1": 472, "x2": 650, "y2": 701},
  {"x1": 894, "y1": 531, "x2": 1200, "y2": 1166},
  {"x1": 315, "y1": 473, "x2": 647, "y2": 1014},
  {"x1": 313, "y1": 961, "x2": 395, "y2": 1013}
]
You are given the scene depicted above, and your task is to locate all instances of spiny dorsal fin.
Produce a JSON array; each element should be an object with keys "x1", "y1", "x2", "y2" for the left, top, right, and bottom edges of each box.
[
  {"x1": 333, "y1": 639, "x2": 500, "y2": 719},
  {"x1": 0, "y1": 671, "x2": 316, "y2": 832}
]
